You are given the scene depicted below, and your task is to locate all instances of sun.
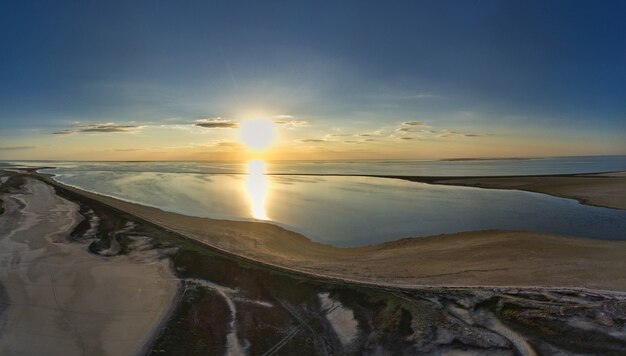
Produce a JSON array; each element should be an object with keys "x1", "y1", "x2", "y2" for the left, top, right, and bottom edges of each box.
[{"x1": 238, "y1": 118, "x2": 277, "y2": 150}]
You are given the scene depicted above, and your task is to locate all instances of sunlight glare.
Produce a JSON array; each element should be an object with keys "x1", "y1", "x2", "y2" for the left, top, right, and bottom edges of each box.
[
  {"x1": 245, "y1": 160, "x2": 269, "y2": 220},
  {"x1": 239, "y1": 118, "x2": 277, "y2": 150}
]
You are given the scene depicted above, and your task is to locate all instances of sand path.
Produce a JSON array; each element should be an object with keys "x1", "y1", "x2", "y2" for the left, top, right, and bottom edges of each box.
[{"x1": 0, "y1": 178, "x2": 179, "y2": 356}]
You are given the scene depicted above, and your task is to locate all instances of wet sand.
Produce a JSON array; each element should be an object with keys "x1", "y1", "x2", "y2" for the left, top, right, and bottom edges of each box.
[
  {"x1": 37, "y1": 173, "x2": 626, "y2": 293},
  {"x1": 0, "y1": 178, "x2": 179, "y2": 355}
]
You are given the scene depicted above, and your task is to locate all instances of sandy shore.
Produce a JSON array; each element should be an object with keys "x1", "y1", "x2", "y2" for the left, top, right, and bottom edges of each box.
[
  {"x1": 418, "y1": 171, "x2": 626, "y2": 210},
  {"x1": 0, "y1": 178, "x2": 179, "y2": 355},
  {"x1": 37, "y1": 173, "x2": 626, "y2": 293}
]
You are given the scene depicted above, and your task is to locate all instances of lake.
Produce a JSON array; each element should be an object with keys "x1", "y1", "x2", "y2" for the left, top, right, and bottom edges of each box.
[{"x1": 40, "y1": 158, "x2": 626, "y2": 247}]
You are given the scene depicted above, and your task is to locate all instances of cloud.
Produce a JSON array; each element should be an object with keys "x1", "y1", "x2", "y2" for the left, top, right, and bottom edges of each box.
[
  {"x1": 194, "y1": 118, "x2": 238, "y2": 128},
  {"x1": 402, "y1": 121, "x2": 427, "y2": 127},
  {"x1": 438, "y1": 130, "x2": 461, "y2": 138},
  {"x1": 383, "y1": 92, "x2": 441, "y2": 100},
  {"x1": 79, "y1": 123, "x2": 142, "y2": 133},
  {"x1": 391, "y1": 125, "x2": 419, "y2": 138},
  {"x1": 385, "y1": 120, "x2": 494, "y2": 141},
  {"x1": 51, "y1": 122, "x2": 143, "y2": 135},
  {"x1": 332, "y1": 130, "x2": 385, "y2": 138},
  {"x1": 463, "y1": 133, "x2": 494, "y2": 137},
  {"x1": 437, "y1": 130, "x2": 492, "y2": 138},
  {"x1": 52, "y1": 129, "x2": 76, "y2": 135},
  {"x1": 274, "y1": 119, "x2": 308, "y2": 128},
  {"x1": 395, "y1": 127, "x2": 412, "y2": 133},
  {"x1": 0, "y1": 146, "x2": 36, "y2": 150},
  {"x1": 408, "y1": 94, "x2": 436, "y2": 99},
  {"x1": 271, "y1": 115, "x2": 308, "y2": 128},
  {"x1": 114, "y1": 148, "x2": 142, "y2": 151},
  {"x1": 299, "y1": 139, "x2": 326, "y2": 143},
  {"x1": 395, "y1": 93, "x2": 439, "y2": 100},
  {"x1": 274, "y1": 114, "x2": 294, "y2": 119},
  {"x1": 215, "y1": 141, "x2": 242, "y2": 148}
]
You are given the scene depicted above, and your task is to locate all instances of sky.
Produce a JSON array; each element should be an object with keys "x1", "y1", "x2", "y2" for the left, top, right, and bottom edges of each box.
[{"x1": 0, "y1": 0, "x2": 624, "y2": 161}]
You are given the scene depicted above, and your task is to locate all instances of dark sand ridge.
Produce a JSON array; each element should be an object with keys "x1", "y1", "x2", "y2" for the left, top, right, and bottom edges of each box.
[{"x1": 33, "y1": 171, "x2": 626, "y2": 293}]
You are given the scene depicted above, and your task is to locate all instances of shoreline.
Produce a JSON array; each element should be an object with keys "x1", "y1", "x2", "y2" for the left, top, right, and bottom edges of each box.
[
  {"x1": 31, "y1": 171, "x2": 626, "y2": 293},
  {"x1": 269, "y1": 171, "x2": 626, "y2": 210},
  {"x1": 33, "y1": 165, "x2": 626, "y2": 210}
]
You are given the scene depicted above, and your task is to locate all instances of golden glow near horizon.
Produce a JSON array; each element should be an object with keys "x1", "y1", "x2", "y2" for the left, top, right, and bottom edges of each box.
[
  {"x1": 3, "y1": 113, "x2": 623, "y2": 162},
  {"x1": 238, "y1": 118, "x2": 277, "y2": 151},
  {"x1": 244, "y1": 160, "x2": 269, "y2": 220}
]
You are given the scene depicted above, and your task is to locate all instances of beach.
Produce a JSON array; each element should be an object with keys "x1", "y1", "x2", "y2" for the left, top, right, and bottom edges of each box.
[
  {"x1": 427, "y1": 171, "x2": 626, "y2": 210},
  {"x1": 0, "y1": 177, "x2": 179, "y2": 355}
]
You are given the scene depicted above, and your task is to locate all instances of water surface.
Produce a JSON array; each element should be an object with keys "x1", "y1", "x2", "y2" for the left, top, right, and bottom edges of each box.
[
  {"x1": 46, "y1": 165, "x2": 626, "y2": 246},
  {"x1": 10, "y1": 155, "x2": 626, "y2": 176}
]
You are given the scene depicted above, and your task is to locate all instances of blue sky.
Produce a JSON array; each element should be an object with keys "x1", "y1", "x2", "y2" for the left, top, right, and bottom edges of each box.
[{"x1": 0, "y1": 0, "x2": 624, "y2": 160}]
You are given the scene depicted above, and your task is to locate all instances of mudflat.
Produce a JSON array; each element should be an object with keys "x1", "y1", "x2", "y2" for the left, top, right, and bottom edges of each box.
[{"x1": 0, "y1": 178, "x2": 179, "y2": 355}]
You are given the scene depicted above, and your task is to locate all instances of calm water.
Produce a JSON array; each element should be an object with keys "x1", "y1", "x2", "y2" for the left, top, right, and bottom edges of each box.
[
  {"x1": 40, "y1": 159, "x2": 626, "y2": 247},
  {"x1": 8, "y1": 155, "x2": 626, "y2": 176}
]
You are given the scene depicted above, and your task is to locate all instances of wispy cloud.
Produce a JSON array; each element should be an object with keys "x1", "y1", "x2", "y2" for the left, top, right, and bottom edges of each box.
[
  {"x1": 273, "y1": 114, "x2": 308, "y2": 128},
  {"x1": 299, "y1": 139, "x2": 326, "y2": 143},
  {"x1": 0, "y1": 145, "x2": 36, "y2": 150},
  {"x1": 395, "y1": 93, "x2": 439, "y2": 100},
  {"x1": 395, "y1": 127, "x2": 412, "y2": 134},
  {"x1": 381, "y1": 91, "x2": 442, "y2": 101},
  {"x1": 388, "y1": 120, "x2": 493, "y2": 141},
  {"x1": 328, "y1": 130, "x2": 385, "y2": 139},
  {"x1": 194, "y1": 117, "x2": 239, "y2": 128},
  {"x1": 437, "y1": 130, "x2": 493, "y2": 138},
  {"x1": 274, "y1": 114, "x2": 294, "y2": 119},
  {"x1": 214, "y1": 141, "x2": 242, "y2": 148},
  {"x1": 52, "y1": 122, "x2": 143, "y2": 135},
  {"x1": 274, "y1": 119, "x2": 308, "y2": 128},
  {"x1": 79, "y1": 123, "x2": 142, "y2": 133},
  {"x1": 52, "y1": 129, "x2": 75, "y2": 135},
  {"x1": 402, "y1": 121, "x2": 428, "y2": 127},
  {"x1": 438, "y1": 129, "x2": 460, "y2": 138}
]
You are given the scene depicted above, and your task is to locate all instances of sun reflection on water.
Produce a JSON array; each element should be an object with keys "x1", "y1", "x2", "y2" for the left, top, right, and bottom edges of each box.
[{"x1": 245, "y1": 160, "x2": 269, "y2": 220}]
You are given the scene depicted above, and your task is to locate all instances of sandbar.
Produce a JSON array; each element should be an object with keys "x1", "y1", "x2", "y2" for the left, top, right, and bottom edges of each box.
[{"x1": 393, "y1": 171, "x2": 626, "y2": 210}]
